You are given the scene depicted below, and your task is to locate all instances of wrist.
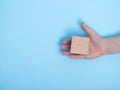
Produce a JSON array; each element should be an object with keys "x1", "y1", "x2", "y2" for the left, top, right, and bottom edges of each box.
[
  {"x1": 103, "y1": 37, "x2": 120, "y2": 54},
  {"x1": 103, "y1": 38, "x2": 109, "y2": 54}
]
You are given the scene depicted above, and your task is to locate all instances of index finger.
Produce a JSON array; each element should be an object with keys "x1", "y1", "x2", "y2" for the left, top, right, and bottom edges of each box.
[{"x1": 62, "y1": 39, "x2": 71, "y2": 44}]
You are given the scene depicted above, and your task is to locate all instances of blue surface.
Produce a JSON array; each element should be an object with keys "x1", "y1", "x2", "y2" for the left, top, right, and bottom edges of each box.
[{"x1": 0, "y1": 0, "x2": 120, "y2": 90}]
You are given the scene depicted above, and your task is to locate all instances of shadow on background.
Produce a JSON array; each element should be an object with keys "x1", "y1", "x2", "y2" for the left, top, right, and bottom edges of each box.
[{"x1": 103, "y1": 30, "x2": 120, "y2": 38}]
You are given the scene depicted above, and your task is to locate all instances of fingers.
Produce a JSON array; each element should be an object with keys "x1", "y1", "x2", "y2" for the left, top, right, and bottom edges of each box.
[
  {"x1": 62, "y1": 52, "x2": 88, "y2": 59},
  {"x1": 61, "y1": 39, "x2": 71, "y2": 51},
  {"x1": 69, "y1": 54, "x2": 86, "y2": 59},
  {"x1": 61, "y1": 45, "x2": 70, "y2": 50},
  {"x1": 62, "y1": 39, "x2": 71, "y2": 44},
  {"x1": 81, "y1": 22, "x2": 97, "y2": 37},
  {"x1": 62, "y1": 52, "x2": 70, "y2": 56}
]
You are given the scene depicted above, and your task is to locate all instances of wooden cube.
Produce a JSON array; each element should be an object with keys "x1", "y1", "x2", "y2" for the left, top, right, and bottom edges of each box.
[{"x1": 70, "y1": 36, "x2": 90, "y2": 55}]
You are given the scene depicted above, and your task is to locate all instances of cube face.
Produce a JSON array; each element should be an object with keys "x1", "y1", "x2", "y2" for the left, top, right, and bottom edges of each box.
[{"x1": 70, "y1": 36, "x2": 90, "y2": 55}]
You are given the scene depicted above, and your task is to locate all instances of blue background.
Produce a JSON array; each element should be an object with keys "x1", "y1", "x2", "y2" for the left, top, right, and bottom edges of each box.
[{"x1": 0, "y1": 0, "x2": 120, "y2": 90}]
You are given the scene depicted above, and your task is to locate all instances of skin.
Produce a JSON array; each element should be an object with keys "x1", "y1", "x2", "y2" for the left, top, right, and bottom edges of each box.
[{"x1": 61, "y1": 22, "x2": 107, "y2": 59}]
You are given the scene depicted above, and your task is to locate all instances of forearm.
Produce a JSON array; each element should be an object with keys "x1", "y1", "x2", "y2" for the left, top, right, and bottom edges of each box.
[{"x1": 104, "y1": 36, "x2": 120, "y2": 54}]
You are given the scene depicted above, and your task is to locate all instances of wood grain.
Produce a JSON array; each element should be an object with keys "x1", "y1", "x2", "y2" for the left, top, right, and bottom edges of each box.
[{"x1": 70, "y1": 36, "x2": 90, "y2": 55}]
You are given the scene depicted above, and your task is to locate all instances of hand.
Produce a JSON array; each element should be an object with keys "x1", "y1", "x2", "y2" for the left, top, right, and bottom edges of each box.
[{"x1": 61, "y1": 23, "x2": 107, "y2": 59}]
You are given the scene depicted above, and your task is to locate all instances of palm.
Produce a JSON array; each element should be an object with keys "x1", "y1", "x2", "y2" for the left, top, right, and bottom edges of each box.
[{"x1": 85, "y1": 37, "x2": 106, "y2": 59}]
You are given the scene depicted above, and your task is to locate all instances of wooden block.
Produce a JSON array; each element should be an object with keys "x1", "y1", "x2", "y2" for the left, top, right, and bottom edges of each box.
[{"x1": 70, "y1": 36, "x2": 90, "y2": 55}]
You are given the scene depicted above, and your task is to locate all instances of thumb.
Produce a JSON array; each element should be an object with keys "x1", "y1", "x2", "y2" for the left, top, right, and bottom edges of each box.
[{"x1": 81, "y1": 22, "x2": 97, "y2": 37}]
